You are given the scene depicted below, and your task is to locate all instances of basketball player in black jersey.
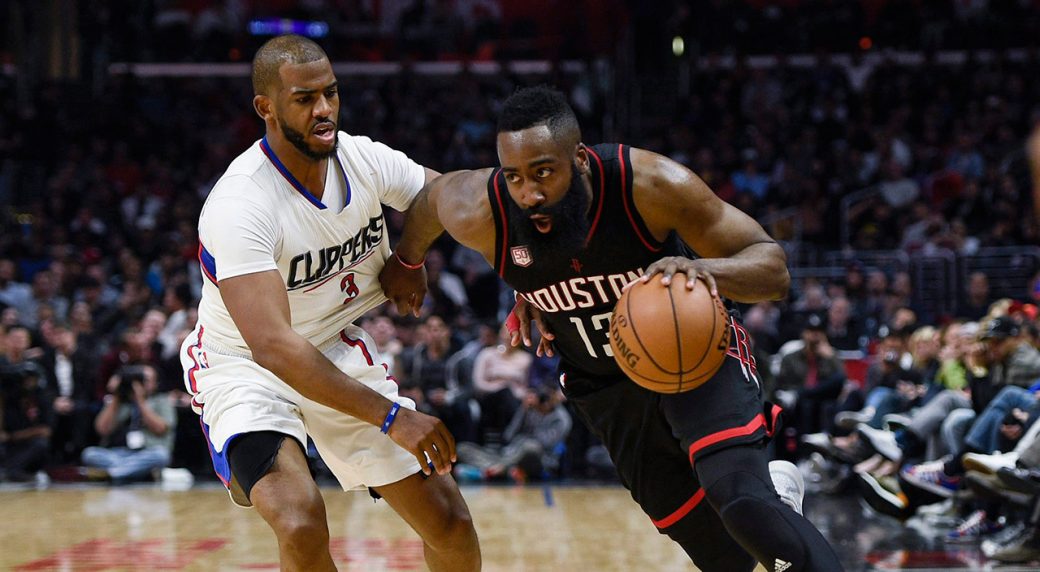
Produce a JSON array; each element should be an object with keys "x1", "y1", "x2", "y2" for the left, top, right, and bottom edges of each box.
[{"x1": 380, "y1": 86, "x2": 843, "y2": 571}]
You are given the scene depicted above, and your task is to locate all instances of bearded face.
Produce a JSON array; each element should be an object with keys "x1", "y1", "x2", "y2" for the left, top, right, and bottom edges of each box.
[{"x1": 512, "y1": 162, "x2": 591, "y2": 261}]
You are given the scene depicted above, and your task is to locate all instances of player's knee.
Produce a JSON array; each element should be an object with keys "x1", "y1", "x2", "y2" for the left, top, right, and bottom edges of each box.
[
  {"x1": 426, "y1": 503, "x2": 477, "y2": 553},
  {"x1": 267, "y1": 492, "x2": 330, "y2": 552}
]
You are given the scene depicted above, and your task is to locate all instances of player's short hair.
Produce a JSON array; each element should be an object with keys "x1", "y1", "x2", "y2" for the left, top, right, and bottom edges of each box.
[
  {"x1": 497, "y1": 86, "x2": 580, "y2": 144},
  {"x1": 252, "y1": 34, "x2": 328, "y2": 96}
]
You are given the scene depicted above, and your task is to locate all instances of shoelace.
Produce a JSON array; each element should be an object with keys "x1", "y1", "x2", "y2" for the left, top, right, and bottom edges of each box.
[{"x1": 952, "y1": 510, "x2": 988, "y2": 537}]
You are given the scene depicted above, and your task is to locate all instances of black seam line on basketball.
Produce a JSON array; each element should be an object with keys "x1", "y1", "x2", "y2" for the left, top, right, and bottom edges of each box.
[
  {"x1": 625, "y1": 282, "x2": 681, "y2": 376},
  {"x1": 667, "y1": 282, "x2": 684, "y2": 392},
  {"x1": 684, "y1": 283, "x2": 714, "y2": 383}
]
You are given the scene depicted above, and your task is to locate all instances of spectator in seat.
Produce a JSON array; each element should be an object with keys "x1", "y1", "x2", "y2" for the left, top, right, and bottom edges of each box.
[
  {"x1": 0, "y1": 354, "x2": 52, "y2": 482},
  {"x1": 456, "y1": 387, "x2": 572, "y2": 482},
  {"x1": 40, "y1": 323, "x2": 98, "y2": 463},
  {"x1": 80, "y1": 364, "x2": 175, "y2": 483},
  {"x1": 776, "y1": 314, "x2": 847, "y2": 444},
  {"x1": 472, "y1": 323, "x2": 532, "y2": 442}
]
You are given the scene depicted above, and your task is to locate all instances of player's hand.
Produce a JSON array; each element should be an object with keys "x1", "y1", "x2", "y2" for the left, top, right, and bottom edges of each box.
[
  {"x1": 386, "y1": 407, "x2": 456, "y2": 476},
  {"x1": 630, "y1": 256, "x2": 718, "y2": 296},
  {"x1": 378, "y1": 252, "x2": 427, "y2": 317},
  {"x1": 507, "y1": 297, "x2": 555, "y2": 357}
]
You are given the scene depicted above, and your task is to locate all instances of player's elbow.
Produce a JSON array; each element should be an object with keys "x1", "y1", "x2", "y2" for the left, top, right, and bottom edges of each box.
[
  {"x1": 771, "y1": 266, "x2": 791, "y2": 301},
  {"x1": 764, "y1": 244, "x2": 790, "y2": 300}
]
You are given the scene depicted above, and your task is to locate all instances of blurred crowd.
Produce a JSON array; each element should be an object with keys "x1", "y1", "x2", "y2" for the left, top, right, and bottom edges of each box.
[
  {"x1": 786, "y1": 296, "x2": 1040, "y2": 563},
  {"x1": 72, "y1": 0, "x2": 1040, "y2": 64}
]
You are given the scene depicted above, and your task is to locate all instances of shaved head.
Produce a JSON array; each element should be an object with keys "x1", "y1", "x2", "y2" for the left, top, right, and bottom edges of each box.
[{"x1": 252, "y1": 34, "x2": 329, "y2": 96}]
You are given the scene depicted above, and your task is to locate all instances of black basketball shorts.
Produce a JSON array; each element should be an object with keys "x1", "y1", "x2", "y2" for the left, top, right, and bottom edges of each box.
[{"x1": 561, "y1": 317, "x2": 782, "y2": 546}]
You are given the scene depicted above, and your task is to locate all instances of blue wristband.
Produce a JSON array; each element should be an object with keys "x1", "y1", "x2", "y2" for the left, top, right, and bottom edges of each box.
[{"x1": 381, "y1": 402, "x2": 401, "y2": 434}]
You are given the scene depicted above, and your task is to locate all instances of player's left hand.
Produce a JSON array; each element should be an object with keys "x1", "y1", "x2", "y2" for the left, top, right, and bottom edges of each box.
[
  {"x1": 378, "y1": 251, "x2": 427, "y2": 317},
  {"x1": 506, "y1": 297, "x2": 555, "y2": 357},
  {"x1": 630, "y1": 256, "x2": 718, "y2": 296}
]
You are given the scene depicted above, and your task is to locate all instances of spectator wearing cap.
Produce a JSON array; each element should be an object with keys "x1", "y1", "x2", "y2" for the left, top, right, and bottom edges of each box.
[
  {"x1": 978, "y1": 316, "x2": 1040, "y2": 396},
  {"x1": 775, "y1": 313, "x2": 848, "y2": 444}
]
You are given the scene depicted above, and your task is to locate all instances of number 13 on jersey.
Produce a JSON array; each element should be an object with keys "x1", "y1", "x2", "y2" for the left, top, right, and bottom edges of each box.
[{"x1": 570, "y1": 312, "x2": 614, "y2": 358}]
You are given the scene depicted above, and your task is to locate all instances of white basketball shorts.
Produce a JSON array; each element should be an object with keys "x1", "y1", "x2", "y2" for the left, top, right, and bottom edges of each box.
[{"x1": 180, "y1": 323, "x2": 421, "y2": 506}]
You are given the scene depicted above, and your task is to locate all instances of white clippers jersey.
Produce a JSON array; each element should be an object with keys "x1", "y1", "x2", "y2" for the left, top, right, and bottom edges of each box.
[{"x1": 196, "y1": 133, "x2": 425, "y2": 354}]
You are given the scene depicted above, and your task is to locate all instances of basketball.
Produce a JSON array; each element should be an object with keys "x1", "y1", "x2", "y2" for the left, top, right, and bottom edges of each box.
[{"x1": 609, "y1": 276, "x2": 731, "y2": 393}]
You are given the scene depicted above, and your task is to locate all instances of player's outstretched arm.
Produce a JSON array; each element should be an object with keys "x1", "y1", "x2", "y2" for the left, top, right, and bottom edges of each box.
[
  {"x1": 380, "y1": 168, "x2": 498, "y2": 316},
  {"x1": 221, "y1": 270, "x2": 456, "y2": 474},
  {"x1": 630, "y1": 148, "x2": 790, "y2": 303}
]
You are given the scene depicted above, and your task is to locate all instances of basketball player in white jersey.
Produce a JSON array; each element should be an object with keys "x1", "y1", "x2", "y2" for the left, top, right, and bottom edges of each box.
[{"x1": 180, "y1": 35, "x2": 480, "y2": 571}]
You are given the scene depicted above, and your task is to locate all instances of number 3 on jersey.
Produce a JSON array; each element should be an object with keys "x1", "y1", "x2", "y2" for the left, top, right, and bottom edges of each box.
[
  {"x1": 340, "y1": 273, "x2": 359, "y2": 305},
  {"x1": 570, "y1": 312, "x2": 614, "y2": 358}
]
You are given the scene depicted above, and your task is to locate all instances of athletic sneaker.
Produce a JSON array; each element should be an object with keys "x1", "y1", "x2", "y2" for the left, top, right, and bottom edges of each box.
[
  {"x1": 835, "y1": 408, "x2": 875, "y2": 430},
  {"x1": 900, "y1": 459, "x2": 961, "y2": 498},
  {"x1": 987, "y1": 525, "x2": 1040, "y2": 563},
  {"x1": 964, "y1": 470, "x2": 1034, "y2": 507},
  {"x1": 996, "y1": 466, "x2": 1040, "y2": 496},
  {"x1": 856, "y1": 424, "x2": 902, "y2": 462},
  {"x1": 962, "y1": 451, "x2": 1018, "y2": 475},
  {"x1": 769, "y1": 460, "x2": 805, "y2": 515},
  {"x1": 801, "y1": 432, "x2": 863, "y2": 464},
  {"x1": 882, "y1": 413, "x2": 912, "y2": 432},
  {"x1": 945, "y1": 509, "x2": 1004, "y2": 542},
  {"x1": 916, "y1": 498, "x2": 961, "y2": 528},
  {"x1": 982, "y1": 521, "x2": 1029, "y2": 558},
  {"x1": 856, "y1": 471, "x2": 910, "y2": 520}
]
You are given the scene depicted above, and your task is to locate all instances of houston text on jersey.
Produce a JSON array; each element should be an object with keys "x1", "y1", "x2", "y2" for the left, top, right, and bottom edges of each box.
[{"x1": 517, "y1": 269, "x2": 644, "y2": 314}]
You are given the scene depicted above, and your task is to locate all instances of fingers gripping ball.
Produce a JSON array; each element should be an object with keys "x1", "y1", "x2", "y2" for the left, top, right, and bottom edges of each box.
[{"x1": 609, "y1": 276, "x2": 731, "y2": 393}]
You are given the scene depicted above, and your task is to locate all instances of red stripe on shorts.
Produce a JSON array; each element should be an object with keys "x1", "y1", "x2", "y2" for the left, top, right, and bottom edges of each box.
[{"x1": 688, "y1": 413, "x2": 768, "y2": 466}]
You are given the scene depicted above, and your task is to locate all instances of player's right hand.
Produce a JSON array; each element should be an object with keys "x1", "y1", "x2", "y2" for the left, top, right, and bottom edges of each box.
[
  {"x1": 508, "y1": 297, "x2": 555, "y2": 357},
  {"x1": 386, "y1": 407, "x2": 456, "y2": 476}
]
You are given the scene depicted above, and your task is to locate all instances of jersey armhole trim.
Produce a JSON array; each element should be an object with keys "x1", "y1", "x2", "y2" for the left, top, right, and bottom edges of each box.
[
  {"x1": 619, "y1": 144, "x2": 664, "y2": 253},
  {"x1": 198, "y1": 243, "x2": 219, "y2": 287},
  {"x1": 489, "y1": 169, "x2": 509, "y2": 277},
  {"x1": 584, "y1": 148, "x2": 607, "y2": 245}
]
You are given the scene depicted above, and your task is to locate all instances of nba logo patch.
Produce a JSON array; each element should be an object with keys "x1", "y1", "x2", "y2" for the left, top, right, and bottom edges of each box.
[{"x1": 511, "y1": 246, "x2": 533, "y2": 267}]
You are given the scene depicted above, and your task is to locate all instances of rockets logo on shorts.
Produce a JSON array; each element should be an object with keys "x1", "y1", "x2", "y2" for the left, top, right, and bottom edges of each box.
[
  {"x1": 511, "y1": 245, "x2": 533, "y2": 267},
  {"x1": 726, "y1": 318, "x2": 760, "y2": 387}
]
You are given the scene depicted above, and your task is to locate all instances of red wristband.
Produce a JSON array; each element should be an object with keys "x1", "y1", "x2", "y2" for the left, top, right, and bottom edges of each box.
[
  {"x1": 394, "y1": 252, "x2": 425, "y2": 270},
  {"x1": 505, "y1": 305, "x2": 521, "y2": 335}
]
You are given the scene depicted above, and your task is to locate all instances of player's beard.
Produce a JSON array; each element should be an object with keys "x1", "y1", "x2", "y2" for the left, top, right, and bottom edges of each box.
[
  {"x1": 280, "y1": 118, "x2": 338, "y2": 161},
  {"x1": 515, "y1": 163, "x2": 591, "y2": 263}
]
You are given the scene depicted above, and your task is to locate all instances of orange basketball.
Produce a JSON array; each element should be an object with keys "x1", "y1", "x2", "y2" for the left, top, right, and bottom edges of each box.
[{"x1": 609, "y1": 276, "x2": 731, "y2": 393}]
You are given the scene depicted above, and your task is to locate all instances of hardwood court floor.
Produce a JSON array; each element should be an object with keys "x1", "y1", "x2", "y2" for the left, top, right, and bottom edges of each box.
[
  {"x1": 1, "y1": 483, "x2": 693, "y2": 571},
  {"x1": 5, "y1": 482, "x2": 1038, "y2": 571}
]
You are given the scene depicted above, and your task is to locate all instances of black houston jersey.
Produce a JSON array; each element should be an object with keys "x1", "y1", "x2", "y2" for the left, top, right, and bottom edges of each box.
[{"x1": 488, "y1": 143, "x2": 689, "y2": 377}]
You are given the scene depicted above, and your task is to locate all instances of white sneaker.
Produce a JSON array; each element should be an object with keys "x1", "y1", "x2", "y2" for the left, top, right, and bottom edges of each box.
[
  {"x1": 836, "y1": 407, "x2": 876, "y2": 430},
  {"x1": 769, "y1": 460, "x2": 805, "y2": 515},
  {"x1": 962, "y1": 451, "x2": 1018, "y2": 475},
  {"x1": 856, "y1": 424, "x2": 902, "y2": 462}
]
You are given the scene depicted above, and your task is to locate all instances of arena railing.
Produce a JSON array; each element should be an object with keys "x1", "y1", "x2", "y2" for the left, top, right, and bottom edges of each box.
[{"x1": 790, "y1": 247, "x2": 1039, "y2": 319}]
